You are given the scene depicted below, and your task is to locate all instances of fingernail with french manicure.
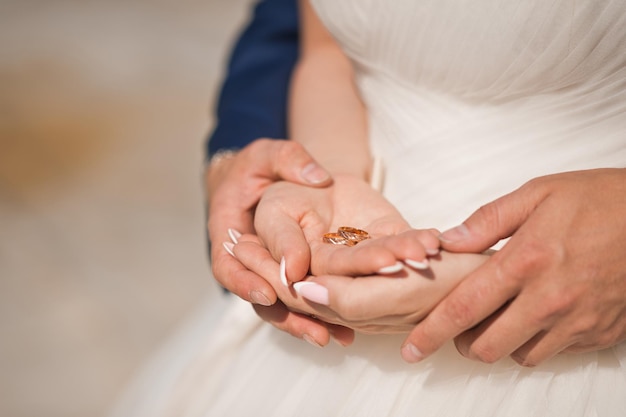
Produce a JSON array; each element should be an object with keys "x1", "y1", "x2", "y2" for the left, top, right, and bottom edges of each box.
[
  {"x1": 249, "y1": 290, "x2": 272, "y2": 306},
  {"x1": 279, "y1": 257, "x2": 289, "y2": 287},
  {"x1": 293, "y1": 282, "x2": 330, "y2": 305},
  {"x1": 227, "y1": 228, "x2": 242, "y2": 244},
  {"x1": 401, "y1": 343, "x2": 424, "y2": 363},
  {"x1": 378, "y1": 261, "x2": 404, "y2": 274},
  {"x1": 223, "y1": 241, "x2": 235, "y2": 257},
  {"x1": 301, "y1": 162, "x2": 330, "y2": 184},
  {"x1": 426, "y1": 248, "x2": 440, "y2": 256},
  {"x1": 439, "y1": 224, "x2": 470, "y2": 243},
  {"x1": 405, "y1": 258, "x2": 429, "y2": 270}
]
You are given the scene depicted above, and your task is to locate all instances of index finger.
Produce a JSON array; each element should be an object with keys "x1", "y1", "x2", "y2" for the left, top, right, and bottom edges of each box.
[{"x1": 400, "y1": 252, "x2": 519, "y2": 362}]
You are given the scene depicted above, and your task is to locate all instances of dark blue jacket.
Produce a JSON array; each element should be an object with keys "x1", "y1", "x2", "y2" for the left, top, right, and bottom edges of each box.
[{"x1": 206, "y1": 0, "x2": 299, "y2": 158}]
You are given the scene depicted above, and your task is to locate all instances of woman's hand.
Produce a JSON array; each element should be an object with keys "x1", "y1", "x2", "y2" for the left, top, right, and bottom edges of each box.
[
  {"x1": 226, "y1": 174, "x2": 487, "y2": 336},
  {"x1": 233, "y1": 234, "x2": 488, "y2": 334},
  {"x1": 250, "y1": 174, "x2": 440, "y2": 285}
]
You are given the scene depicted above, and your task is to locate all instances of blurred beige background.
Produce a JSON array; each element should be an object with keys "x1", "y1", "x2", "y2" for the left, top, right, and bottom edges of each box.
[{"x1": 0, "y1": 0, "x2": 252, "y2": 416}]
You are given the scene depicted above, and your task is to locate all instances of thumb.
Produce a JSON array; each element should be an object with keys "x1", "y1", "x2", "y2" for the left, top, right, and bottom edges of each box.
[
  {"x1": 439, "y1": 182, "x2": 543, "y2": 253},
  {"x1": 254, "y1": 201, "x2": 312, "y2": 286},
  {"x1": 245, "y1": 139, "x2": 332, "y2": 186}
]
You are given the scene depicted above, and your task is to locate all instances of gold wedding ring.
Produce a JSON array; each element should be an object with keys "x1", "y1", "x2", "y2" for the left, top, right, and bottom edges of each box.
[
  {"x1": 323, "y1": 232, "x2": 354, "y2": 246},
  {"x1": 338, "y1": 226, "x2": 370, "y2": 243},
  {"x1": 323, "y1": 226, "x2": 370, "y2": 246}
]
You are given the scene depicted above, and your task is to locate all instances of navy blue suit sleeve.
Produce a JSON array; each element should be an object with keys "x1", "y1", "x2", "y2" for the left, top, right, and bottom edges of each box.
[{"x1": 206, "y1": 0, "x2": 299, "y2": 159}]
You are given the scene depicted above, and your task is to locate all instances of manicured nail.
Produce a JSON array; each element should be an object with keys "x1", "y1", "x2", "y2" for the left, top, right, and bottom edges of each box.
[
  {"x1": 377, "y1": 261, "x2": 404, "y2": 274},
  {"x1": 293, "y1": 282, "x2": 330, "y2": 305},
  {"x1": 279, "y1": 257, "x2": 288, "y2": 287},
  {"x1": 227, "y1": 228, "x2": 242, "y2": 244},
  {"x1": 405, "y1": 258, "x2": 430, "y2": 270},
  {"x1": 222, "y1": 241, "x2": 235, "y2": 257},
  {"x1": 401, "y1": 343, "x2": 424, "y2": 363},
  {"x1": 426, "y1": 248, "x2": 440, "y2": 256},
  {"x1": 301, "y1": 162, "x2": 330, "y2": 184},
  {"x1": 303, "y1": 334, "x2": 323, "y2": 348},
  {"x1": 439, "y1": 224, "x2": 470, "y2": 243},
  {"x1": 249, "y1": 290, "x2": 272, "y2": 306}
]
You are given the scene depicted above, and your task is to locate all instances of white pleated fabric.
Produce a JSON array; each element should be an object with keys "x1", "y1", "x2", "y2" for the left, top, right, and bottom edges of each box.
[
  {"x1": 313, "y1": 0, "x2": 626, "y2": 231},
  {"x1": 110, "y1": 1, "x2": 626, "y2": 416}
]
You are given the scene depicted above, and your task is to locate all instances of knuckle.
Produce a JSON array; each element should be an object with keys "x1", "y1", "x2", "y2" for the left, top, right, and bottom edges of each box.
[
  {"x1": 469, "y1": 342, "x2": 501, "y2": 364},
  {"x1": 522, "y1": 175, "x2": 549, "y2": 194},
  {"x1": 210, "y1": 257, "x2": 228, "y2": 285},
  {"x1": 335, "y1": 294, "x2": 368, "y2": 322},
  {"x1": 370, "y1": 250, "x2": 398, "y2": 271},
  {"x1": 250, "y1": 137, "x2": 272, "y2": 151},
  {"x1": 241, "y1": 139, "x2": 265, "y2": 159},
  {"x1": 535, "y1": 290, "x2": 580, "y2": 323},
  {"x1": 277, "y1": 140, "x2": 305, "y2": 161},
  {"x1": 474, "y1": 201, "x2": 503, "y2": 229},
  {"x1": 498, "y1": 239, "x2": 556, "y2": 284},
  {"x1": 593, "y1": 328, "x2": 621, "y2": 349},
  {"x1": 440, "y1": 294, "x2": 478, "y2": 330},
  {"x1": 569, "y1": 313, "x2": 601, "y2": 337}
]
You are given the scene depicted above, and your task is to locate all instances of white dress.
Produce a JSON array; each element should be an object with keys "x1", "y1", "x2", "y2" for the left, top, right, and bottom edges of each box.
[{"x1": 111, "y1": 1, "x2": 626, "y2": 416}]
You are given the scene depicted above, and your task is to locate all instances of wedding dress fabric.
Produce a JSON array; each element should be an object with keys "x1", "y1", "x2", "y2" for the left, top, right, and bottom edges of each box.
[{"x1": 111, "y1": 1, "x2": 626, "y2": 416}]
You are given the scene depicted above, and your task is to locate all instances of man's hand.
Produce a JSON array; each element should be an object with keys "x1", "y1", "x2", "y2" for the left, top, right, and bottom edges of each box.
[
  {"x1": 206, "y1": 139, "x2": 338, "y2": 345},
  {"x1": 401, "y1": 168, "x2": 626, "y2": 366}
]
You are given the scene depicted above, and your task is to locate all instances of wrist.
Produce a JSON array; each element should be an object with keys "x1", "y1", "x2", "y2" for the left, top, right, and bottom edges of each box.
[{"x1": 204, "y1": 149, "x2": 239, "y2": 197}]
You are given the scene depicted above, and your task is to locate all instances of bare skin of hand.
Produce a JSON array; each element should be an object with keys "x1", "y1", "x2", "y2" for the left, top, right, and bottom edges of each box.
[
  {"x1": 233, "y1": 234, "x2": 488, "y2": 334},
  {"x1": 230, "y1": 174, "x2": 487, "y2": 339},
  {"x1": 206, "y1": 139, "x2": 351, "y2": 346},
  {"x1": 252, "y1": 174, "x2": 441, "y2": 285},
  {"x1": 403, "y1": 168, "x2": 626, "y2": 366},
  {"x1": 206, "y1": 139, "x2": 331, "y2": 303}
]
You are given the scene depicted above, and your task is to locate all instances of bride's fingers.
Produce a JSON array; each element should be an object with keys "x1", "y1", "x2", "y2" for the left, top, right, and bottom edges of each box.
[
  {"x1": 379, "y1": 229, "x2": 441, "y2": 266},
  {"x1": 300, "y1": 252, "x2": 486, "y2": 326},
  {"x1": 310, "y1": 242, "x2": 401, "y2": 277},
  {"x1": 232, "y1": 234, "x2": 418, "y2": 326},
  {"x1": 254, "y1": 207, "x2": 314, "y2": 286},
  {"x1": 233, "y1": 236, "x2": 297, "y2": 296},
  {"x1": 310, "y1": 229, "x2": 441, "y2": 277},
  {"x1": 234, "y1": 236, "x2": 331, "y2": 314},
  {"x1": 303, "y1": 272, "x2": 437, "y2": 322},
  {"x1": 233, "y1": 237, "x2": 352, "y2": 347}
]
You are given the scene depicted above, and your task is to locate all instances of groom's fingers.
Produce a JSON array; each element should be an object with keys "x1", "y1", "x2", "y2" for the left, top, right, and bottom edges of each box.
[
  {"x1": 439, "y1": 180, "x2": 544, "y2": 253},
  {"x1": 253, "y1": 302, "x2": 335, "y2": 347},
  {"x1": 254, "y1": 301, "x2": 355, "y2": 347},
  {"x1": 400, "y1": 252, "x2": 519, "y2": 363}
]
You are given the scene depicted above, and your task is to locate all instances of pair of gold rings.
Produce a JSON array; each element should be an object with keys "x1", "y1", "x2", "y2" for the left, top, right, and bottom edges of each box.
[{"x1": 323, "y1": 226, "x2": 370, "y2": 246}]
